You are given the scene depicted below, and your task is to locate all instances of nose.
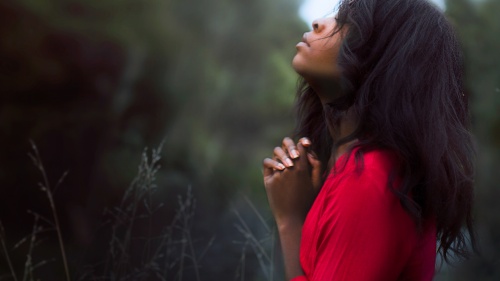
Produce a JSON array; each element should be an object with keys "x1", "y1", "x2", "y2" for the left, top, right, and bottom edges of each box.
[{"x1": 311, "y1": 19, "x2": 325, "y2": 32}]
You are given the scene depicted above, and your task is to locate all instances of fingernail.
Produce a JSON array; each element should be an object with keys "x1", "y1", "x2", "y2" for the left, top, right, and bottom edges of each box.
[
  {"x1": 302, "y1": 138, "x2": 311, "y2": 145},
  {"x1": 285, "y1": 158, "x2": 294, "y2": 167},
  {"x1": 277, "y1": 163, "x2": 286, "y2": 170},
  {"x1": 291, "y1": 150, "x2": 299, "y2": 159}
]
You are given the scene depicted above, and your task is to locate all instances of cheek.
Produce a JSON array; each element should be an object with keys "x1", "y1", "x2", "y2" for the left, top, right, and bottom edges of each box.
[
  {"x1": 315, "y1": 42, "x2": 342, "y2": 75},
  {"x1": 292, "y1": 47, "x2": 341, "y2": 78}
]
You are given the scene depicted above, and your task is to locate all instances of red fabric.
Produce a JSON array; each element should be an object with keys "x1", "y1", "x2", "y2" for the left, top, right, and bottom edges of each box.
[{"x1": 291, "y1": 149, "x2": 436, "y2": 281}]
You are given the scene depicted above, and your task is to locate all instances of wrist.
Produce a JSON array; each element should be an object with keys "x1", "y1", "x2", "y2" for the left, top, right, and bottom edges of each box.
[
  {"x1": 276, "y1": 218, "x2": 305, "y2": 280},
  {"x1": 277, "y1": 218, "x2": 304, "y2": 234}
]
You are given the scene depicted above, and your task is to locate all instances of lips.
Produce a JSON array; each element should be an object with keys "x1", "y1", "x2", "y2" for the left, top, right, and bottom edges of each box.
[
  {"x1": 302, "y1": 33, "x2": 310, "y2": 46},
  {"x1": 296, "y1": 33, "x2": 310, "y2": 49}
]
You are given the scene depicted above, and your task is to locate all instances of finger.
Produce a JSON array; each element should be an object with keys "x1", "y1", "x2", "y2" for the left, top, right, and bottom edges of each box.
[
  {"x1": 273, "y1": 147, "x2": 294, "y2": 167},
  {"x1": 306, "y1": 149, "x2": 319, "y2": 160},
  {"x1": 263, "y1": 158, "x2": 285, "y2": 177},
  {"x1": 296, "y1": 143, "x2": 309, "y2": 167},
  {"x1": 306, "y1": 150, "x2": 322, "y2": 175},
  {"x1": 307, "y1": 152, "x2": 322, "y2": 170},
  {"x1": 298, "y1": 137, "x2": 312, "y2": 148},
  {"x1": 308, "y1": 153, "x2": 323, "y2": 193},
  {"x1": 283, "y1": 137, "x2": 299, "y2": 159}
]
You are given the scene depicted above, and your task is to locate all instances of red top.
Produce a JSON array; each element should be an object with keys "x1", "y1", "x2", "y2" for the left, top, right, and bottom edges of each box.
[{"x1": 291, "y1": 149, "x2": 436, "y2": 281}]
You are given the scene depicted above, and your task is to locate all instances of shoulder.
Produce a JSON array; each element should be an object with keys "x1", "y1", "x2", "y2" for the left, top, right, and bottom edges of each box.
[
  {"x1": 327, "y1": 148, "x2": 399, "y2": 194},
  {"x1": 321, "y1": 147, "x2": 412, "y2": 231},
  {"x1": 317, "y1": 148, "x2": 404, "y2": 221}
]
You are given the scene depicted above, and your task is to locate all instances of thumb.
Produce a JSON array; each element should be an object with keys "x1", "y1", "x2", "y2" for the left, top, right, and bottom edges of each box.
[
  {"x1": 307, "y1": 152, "x2": 322, "y2": 173},
  {"x1": 307, "y1": 153, "x2": 323, "y2": 193}
]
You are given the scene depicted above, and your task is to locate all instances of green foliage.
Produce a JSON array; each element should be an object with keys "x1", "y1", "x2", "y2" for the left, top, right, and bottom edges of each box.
[
  {"x1": 0, "y1": 0, "x2": 305, "y2": 205},
  {"x1": 0, "y1": 0, "x2": 305, "y2": 279},
  {"x1": 439, "y1": 0, "x2": 500, "y2": 279}
]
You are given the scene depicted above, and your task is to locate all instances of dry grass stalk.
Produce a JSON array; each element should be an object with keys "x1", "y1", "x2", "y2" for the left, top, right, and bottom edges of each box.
[
  {"x1": 1, "y1": 141, "x2": 281, "y2": 281},
  {"x1": 232, "y1": 196, "x2": 276, "y2": 281},
  {"x1": 0, "y1": 221, "x2": 18, "y2": 281},
  {"x1": 28, "y1": 141, "x2": 71, "y2": 281}
]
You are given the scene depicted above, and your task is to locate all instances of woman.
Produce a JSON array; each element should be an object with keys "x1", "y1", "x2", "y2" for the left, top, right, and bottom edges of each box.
[{"x1": 262, "y1": 0, "x2": 476, "y2": 280}]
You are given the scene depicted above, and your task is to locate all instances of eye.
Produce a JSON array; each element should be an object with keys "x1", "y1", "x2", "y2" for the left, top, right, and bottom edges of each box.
[{"x1": 313, "y1": 23, "x2": 319, "y2": 31}]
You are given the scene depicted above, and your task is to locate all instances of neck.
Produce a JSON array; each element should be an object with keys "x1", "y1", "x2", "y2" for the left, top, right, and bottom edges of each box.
[
  {"x1": 328, "y1": 107, "x2": 358, "y2": 159},
  {"x1": 306, "y1": 76, "x2": 343, "y2": 105},
  {"x1": 307, "y1": 77, "x2": 358, "y2": 141},
  {"x1": 308, "y1": 78, "x2": 359, "y2": 164}
]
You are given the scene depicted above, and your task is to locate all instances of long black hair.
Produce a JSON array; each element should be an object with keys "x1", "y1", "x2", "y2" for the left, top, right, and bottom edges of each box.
[{"x1": 295, "y1": 0, "x2": 476, "y2": 262}]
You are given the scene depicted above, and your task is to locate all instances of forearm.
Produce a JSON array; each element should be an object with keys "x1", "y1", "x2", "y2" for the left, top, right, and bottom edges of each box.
[
  {"x1": 263, "y1": 139, "x2": 318, "y2": 280},
  {"x1": 277, "y1": 220, "x2": 305, "y2": 280}
]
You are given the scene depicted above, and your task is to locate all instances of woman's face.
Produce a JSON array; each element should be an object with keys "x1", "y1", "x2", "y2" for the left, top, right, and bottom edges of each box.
[{"x1": 292, "y1": 17, "x2": 344, "y2": 81}]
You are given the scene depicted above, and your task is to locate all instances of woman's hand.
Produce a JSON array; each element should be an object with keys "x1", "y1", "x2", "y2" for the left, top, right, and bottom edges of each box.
[{"x1": 262, "y1": 137, "x2": 322, "y2": 225}]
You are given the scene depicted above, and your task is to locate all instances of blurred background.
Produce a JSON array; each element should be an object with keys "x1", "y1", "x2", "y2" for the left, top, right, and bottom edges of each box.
[{"x1": 0, "y1": 0, "x2": 498, "y2": 280}]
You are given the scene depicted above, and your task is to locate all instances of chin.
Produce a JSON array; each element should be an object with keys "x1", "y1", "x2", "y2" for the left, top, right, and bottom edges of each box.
[{"x1": 291, "y1": 57, "x2": 306, "y2": 76}]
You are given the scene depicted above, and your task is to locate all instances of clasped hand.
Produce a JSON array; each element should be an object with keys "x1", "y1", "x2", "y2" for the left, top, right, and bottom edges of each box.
[{"x1": 262, "y1": 137, "x2": 322, "y2": 226}]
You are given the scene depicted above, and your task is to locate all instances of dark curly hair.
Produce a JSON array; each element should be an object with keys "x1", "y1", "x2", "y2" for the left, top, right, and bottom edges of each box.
[{"x1": 294, "y1": 0, "x2": 476, "y2": 263}]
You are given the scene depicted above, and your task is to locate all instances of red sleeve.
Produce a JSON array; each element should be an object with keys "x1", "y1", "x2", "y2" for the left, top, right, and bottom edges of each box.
[{"x1": 294, "y1": 161, "x2": 417, "y2": 281}]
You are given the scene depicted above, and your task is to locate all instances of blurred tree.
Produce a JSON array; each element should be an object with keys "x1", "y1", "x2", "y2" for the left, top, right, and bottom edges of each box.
[
  {"x1": 440, "y1": 0, "x2": 500, "y2": 280},
  {"x1": 0, "y1": 0, "x2": 306, "y2": 279}
]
